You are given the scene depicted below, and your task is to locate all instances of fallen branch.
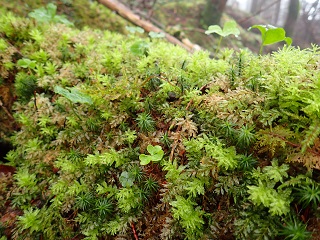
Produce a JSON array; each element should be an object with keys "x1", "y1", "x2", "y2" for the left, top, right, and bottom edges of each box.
[{"x1": 97, "y1": 0, "x2": 195, "y2": 52}]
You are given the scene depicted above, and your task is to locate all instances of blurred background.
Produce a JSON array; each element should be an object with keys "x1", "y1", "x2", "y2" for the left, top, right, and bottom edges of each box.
[{"x1": 118, "y1": 0, "x2": 320, "y2": 52}]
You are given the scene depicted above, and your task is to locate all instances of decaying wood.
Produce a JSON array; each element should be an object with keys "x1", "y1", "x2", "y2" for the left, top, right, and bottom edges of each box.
[{"x1": 97, "y1": 0, "x2": 198, "y2": 52}]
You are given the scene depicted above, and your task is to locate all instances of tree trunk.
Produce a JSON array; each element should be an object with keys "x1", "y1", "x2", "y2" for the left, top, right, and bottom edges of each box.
[
  {"x1": 284, "y1": 0, "x2": 300, "y2": 37},
  {"x1": 97, "y1": 0, "x2": 194, "y2": 52},
  {"x1": 202, "y1": 0, "x2": 228, "y2": 27},
  {"x1": 273, "y1": 0, "x2": 282, "y2": 25},
  {"x1": 250, "y1": 0, "x2": 259, "y2": 14}
]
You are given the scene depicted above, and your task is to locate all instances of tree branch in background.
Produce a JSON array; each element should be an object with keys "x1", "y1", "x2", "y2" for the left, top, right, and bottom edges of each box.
[
  {"x1": 97, "y1": 0, "x2": 196, "y2": 52},
  {"x1": 240, "y1": 0, "x2": 282, "y2": 24}
]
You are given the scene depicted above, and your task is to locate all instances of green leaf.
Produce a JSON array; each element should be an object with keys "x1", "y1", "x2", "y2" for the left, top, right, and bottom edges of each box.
[
  {"x1": 46, "y1": 3, "x2": 57, "y2": 17},
  {"x1": 17, "y1": 58, "x2": 36, "y2": 69},
  {"x1": 54, "y1": 86, "x2": 93, "y2": 105},
  {"x1": 139, "y1": 154, "x2": 152, "y2": 165},
  {"x1": 263, "y1": 28, "x2": 286, "y2": 45},
  {"x1": 147, "y1": 145, "x2": 162, "y2": 155},
  {"x1": 119, "y1": 171, "x2": 135, "y2": 187},
  {"x1": 284, "y1": 37, "x2": 292, "y2": 46},
  {"x1": 221, "y1": 20, "x2": 240, "y2": 37},
  {"x1": 149, "y1": 31, "x2": 165, "y2": 38},
  {"x1": 125, "y1": 26, "x2": 145, "y2": 34},
  {"x1": 205, "y1": 20, "x2": 240, "y2": 37},
  {"x1": 248, "y1": 25, "x2": 267, "y2": 38},
  {"x1": 28, "y1": 3, "x2": 73, "y2": 26},
  {"x1": 249, "y1": 25, "x2": 291, "y2": 46},
  {"x1": 130, "y1": 41, "x2": 149, "y2": 56},
  {"x1": 205, "y1": 25, "x2": 223, "y2": 36},
  {"x1": 139, "y1": 145, "x2": 164, "y2": 165}
]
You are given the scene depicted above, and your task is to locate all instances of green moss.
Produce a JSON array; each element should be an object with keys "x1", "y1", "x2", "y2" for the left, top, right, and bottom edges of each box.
[
  {"x1": 0, "y1": 0, "x2": 130, "y2": 33},
  {"x1": 0, "y1": 7, "x2": 320, "y2": 240}
]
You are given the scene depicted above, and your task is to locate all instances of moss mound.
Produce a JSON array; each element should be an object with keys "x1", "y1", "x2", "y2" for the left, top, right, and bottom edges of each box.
[{"x1": 0, "y1": 6, "x2": 320, "y2": 240}]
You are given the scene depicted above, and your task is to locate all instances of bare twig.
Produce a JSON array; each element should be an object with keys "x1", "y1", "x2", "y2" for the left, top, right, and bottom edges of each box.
[
  {"x1": 0, "y1": 99, "x2": 14, "y2": 120},
  {"x1": 131, "y1": 222, "x2": 139, "y2": 240}
]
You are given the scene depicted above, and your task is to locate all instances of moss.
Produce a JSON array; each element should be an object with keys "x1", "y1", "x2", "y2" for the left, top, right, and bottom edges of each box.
[
  {"x1": 0, "y1": 6, "x2": 320, "y2": 240},
  {"x1": 0, "y1": 0, "x2": 130, "y2": 33}
]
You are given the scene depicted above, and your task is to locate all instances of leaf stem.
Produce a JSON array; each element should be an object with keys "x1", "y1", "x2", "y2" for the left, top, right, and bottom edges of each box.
[
  {"x1": 216, "y1": 36, "x2": 223, "y2": 55},
  {"x1": 259, "y1": 45, "x2": 264, "y2": 55},
  {"x1": 70, "y1": 102, "x2": 82, "y2": 121}
]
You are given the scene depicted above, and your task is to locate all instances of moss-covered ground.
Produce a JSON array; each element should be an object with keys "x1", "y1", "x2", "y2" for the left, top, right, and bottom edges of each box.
[{"x1": 0, "y1": 2, "x2": 320, "y2": 240}]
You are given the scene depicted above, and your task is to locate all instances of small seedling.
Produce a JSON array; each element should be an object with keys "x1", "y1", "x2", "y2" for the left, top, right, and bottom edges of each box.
[
  {"x1": 139, "y1": 145, "x2": 164, "y2": 165},
  {"x1": 17, "y1": 58, "x2": 37, "y2": 70},
  {"x1": 248, "y1": 25, "x2": 292, "y2": 55},
  {"x1": 28, "y1": 3, "x2": 73, "y2": 26},
  {"x1": 205, "y1": 20, "x2": 240, "y2": 54}
]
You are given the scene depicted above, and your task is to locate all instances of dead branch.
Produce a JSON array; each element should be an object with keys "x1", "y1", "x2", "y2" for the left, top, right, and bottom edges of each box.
[{"x1": 97, "y1": 0, "x2": 195, "y2": 52}]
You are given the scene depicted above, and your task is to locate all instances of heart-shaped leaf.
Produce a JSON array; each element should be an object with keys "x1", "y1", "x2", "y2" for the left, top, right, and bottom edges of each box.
[
  {"x1": 205, "y1": 25, "x2": 223, "y2": 36},
  {"x1": 54, "y1": 86, "x2": 93, "y2": 105},
  {"x1": 221, "y1": 20, "x2": 240, "y2": 37},
  {"x1": 139, "y1": 154, "x2": 152, "y2": 165},
  {"x1": 139, "y1": 145, "x2": 164, "y2": 165},
  {"x1": 205, "y1": 21, "x2": 240, "y2": 37},
  {"x1": 249, "y1": 25, "x2": 292, "y2": 46},
  {"x1": 263, "y1": 28, "x2": 286, "y2": 45}
]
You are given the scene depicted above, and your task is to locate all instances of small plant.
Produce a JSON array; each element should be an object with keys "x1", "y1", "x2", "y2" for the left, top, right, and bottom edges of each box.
[
  {"x1": 28, "y1": 3, "x2": 73, "y2": 26},
  {"x1": 14, "y1": 72, "x2": 37, "y2": 102},
  {"x1": 278, "y1": 214, "x2": 312, "y2": 240},
  {"x1": 76, "y1": 192, "x2": 95, "y2": 211},
  {"x1": 294, "y1": 180, "x2": 320, "y2": 209},
  {"x1": 17, "y1": 58, "x2": 37, "y2": 70},
  {"x1": 247, "y1": 160, "x2": 292, "y2": 216},
  {"x1": 248, "y1": 25, "x2": 292, "y2": 54},
  {"x1": 54, "y1": 86, "x2": 93, "y2": 105},
  {"x1": 17, "y1": 208, "x2": 41, "y2": 234},
  {"x1": 139, "y1": 145, "x2": 164, "y2": 165},
  {"x1": 126, "y1": 26, "x2": 144, "y2": 34},
  {"x1": 136, "y1": 112, "x2": 155, "y2": 133},
  {"x1": 236, "y1": 125, "x2": 256, "y2": 150},
  {"x1": 205, "y1": 20, "x2": 240, "y2": 54},
  {"x1": 238, "y1": 154, "x2": 257, "y2": 171},
  {"x1": 94, "y1": 198, "x2": 113, "y2": 218},
  {"x1": 143, "y1": 177, "x2": 159, "y2": 193}
]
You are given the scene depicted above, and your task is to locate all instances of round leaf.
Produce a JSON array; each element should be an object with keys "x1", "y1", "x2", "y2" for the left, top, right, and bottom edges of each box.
[
  {"x1": 139, "y1": 154, "x2": 152, "y2": 165},
  {"x1": 263, "y1": 28, "x2": 286, "y2": 46},
  {"x1": 205, "y1": 25, "x2": 223, "y2": 36},
  {"x1": 221, "y1": 20, "x2": 240, "y2": 37}
]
